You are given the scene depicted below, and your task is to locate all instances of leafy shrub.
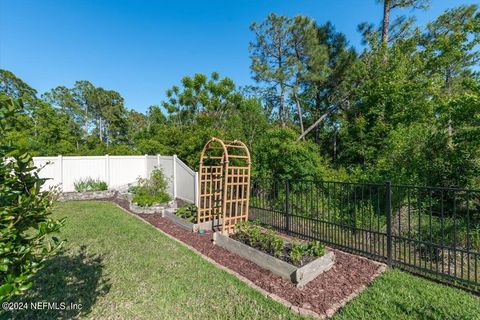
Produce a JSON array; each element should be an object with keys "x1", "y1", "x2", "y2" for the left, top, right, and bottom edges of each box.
[
  {"x1": 253, "y1": 127, "x2": 332, "y2": 181},
  {"x1": 73, "y1": 177, "x2": 108, "y2": 192},
  {"x1": 0, "y1": 97, "x2": 64, "y2": 301},
  {"x1": 175, "y1": 204, "x2": 197, "y2": 222},
  {"x1": 130, "y1": 168, "x2": 171, "y2": 207}
]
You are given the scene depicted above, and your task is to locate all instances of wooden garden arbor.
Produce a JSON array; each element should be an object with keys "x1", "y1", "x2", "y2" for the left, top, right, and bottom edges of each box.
[{"x1": 197, "y1": 138, "x2": 251, "y2": 234}]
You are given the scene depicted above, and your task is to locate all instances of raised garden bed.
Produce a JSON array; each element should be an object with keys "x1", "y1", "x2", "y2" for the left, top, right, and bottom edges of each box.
[
  {"x1": 162, "y1": 208, "x2": 219, "y2": 232},
  {"x1": 59, "y1": 189, "x2": 116, "y2": 201},
  {"x1": 213, "y1": 223, "x2": 334, "y2": 287}
]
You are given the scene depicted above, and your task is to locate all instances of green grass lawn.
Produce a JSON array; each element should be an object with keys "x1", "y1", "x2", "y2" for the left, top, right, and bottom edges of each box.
[
  {"x1": 335, "y1": 269, "x2": 480, "y2": 320},
  {"x1": 2, "y1": 201, "x2": 479, "y2": 319},
  {"x1": 3, "y1": 201, "x2": 304, "y2": 320}
]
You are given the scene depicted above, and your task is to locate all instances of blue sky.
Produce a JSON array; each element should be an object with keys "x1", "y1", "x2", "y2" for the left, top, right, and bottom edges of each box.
[{"x1": 0, "y1": 0, "x2": 477, "y2": 113}]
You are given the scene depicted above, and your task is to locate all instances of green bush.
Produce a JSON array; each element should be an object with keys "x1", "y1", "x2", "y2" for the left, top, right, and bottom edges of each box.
[
  {"x1": 252, "y1": 127, "x2": 332, "y2": 181},
  {"x1": 0, "y1": 97, "x2": 64, "y2": 301},
  {"x1": 130, "y1": 168, "x2": 171, "y2": 207},
  {"x1": 73, "y1": 177, "x2": 108, "y2": 192}
]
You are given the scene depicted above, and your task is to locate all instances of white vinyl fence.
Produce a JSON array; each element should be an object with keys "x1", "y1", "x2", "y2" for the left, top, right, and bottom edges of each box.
[{"x1": 33, "y1": 155, "x2": 198, "y2": 204}]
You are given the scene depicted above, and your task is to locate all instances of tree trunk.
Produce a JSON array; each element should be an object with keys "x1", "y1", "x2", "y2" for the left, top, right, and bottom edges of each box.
[
  {"x1": 98, "y1": 117, "x2": 103, "y2": 143},
  {"x1": 293, "y1": 90, "x2": 305, "y2": 140},
  {"x1": 314, "y1": 89, "x2": 322, "y2": 145},
  {"x1": 447, "y1": 119, "x2": 453, "y2": 149},
  {"x1": 279, "y1": 85, "x2": 286, "y2": 127},
  {"x1": 297, "y1": 107, "x2": 336, "y2": 141},
  {"x1": 382, "y1": 0, "x2": 391, "y2": 45}
]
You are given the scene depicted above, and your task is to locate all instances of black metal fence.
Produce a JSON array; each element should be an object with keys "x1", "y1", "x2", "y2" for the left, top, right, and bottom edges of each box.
[{"x1": 249, "y1": 178, "x2": 480, "y2": 292}]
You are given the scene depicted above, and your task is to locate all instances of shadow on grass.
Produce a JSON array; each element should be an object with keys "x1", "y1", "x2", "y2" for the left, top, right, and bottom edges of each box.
[{"x1": 1, "y1": 246, "x2": 111, "y2": 320}]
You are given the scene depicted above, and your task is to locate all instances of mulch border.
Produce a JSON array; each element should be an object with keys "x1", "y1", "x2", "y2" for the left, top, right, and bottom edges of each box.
[{"x1": 95, "y1": 198, "x2": 386, "y2": 319}]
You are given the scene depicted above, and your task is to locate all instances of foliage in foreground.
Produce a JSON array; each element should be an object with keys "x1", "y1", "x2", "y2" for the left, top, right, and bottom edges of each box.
[
  {"x1": 0, "y1": 97, "x2": 63, "y2": 301},
  {"x1": 129, "y1": 167, "x2": 171, "y2": 206},
  {"x1": 73, "y1": 177, "x2": 108, "y2": 192}
]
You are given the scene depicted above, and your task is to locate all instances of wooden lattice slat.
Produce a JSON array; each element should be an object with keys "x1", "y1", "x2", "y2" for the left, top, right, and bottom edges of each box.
[{"x1": 197, "y1": 137, "x2": 251, "y2": 234}]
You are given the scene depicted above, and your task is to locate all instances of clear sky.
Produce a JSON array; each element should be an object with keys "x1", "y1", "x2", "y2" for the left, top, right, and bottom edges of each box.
[{"x1": 0, "y1": 0, "x2": 477, "y2": 113}]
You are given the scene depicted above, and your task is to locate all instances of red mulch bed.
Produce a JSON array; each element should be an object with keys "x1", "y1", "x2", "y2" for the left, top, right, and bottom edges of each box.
[{"x1": 111, "y1": 197, "x2": 384, "y2": 318}]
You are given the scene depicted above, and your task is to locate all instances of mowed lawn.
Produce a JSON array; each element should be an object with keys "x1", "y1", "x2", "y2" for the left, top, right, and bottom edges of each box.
[{"x1": 3, "y1": 201, "x2": 480, "y2": 320}]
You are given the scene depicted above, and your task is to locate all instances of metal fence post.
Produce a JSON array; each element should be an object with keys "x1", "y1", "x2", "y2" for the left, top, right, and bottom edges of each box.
[
  {"x1": 386, "y1": 181, "x2": 393, "y2": 267},
  {"x1": 285, "y1": 180, "x2": 290, "y2": 235}
]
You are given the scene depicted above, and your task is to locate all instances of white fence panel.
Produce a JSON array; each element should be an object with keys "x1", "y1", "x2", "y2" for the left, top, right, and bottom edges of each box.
[
  {"x1": 62, "y1": 156, "x2": 106, "y2": 192},
  {"x1": 32, "y1": 155, "x2": 197, "y2": 201},
  {"x1": 157, "y1": 156, "x2": 174, "y2": 196},
  {"x1": 109, "y1": 155, "x2": 145, "y2": 189},
  {"x1": 34, "y1": 157, "x2": 60, "y2": 191},
  {"x1": 175, "y1": 156, "x2": 197, "y2": 203}
]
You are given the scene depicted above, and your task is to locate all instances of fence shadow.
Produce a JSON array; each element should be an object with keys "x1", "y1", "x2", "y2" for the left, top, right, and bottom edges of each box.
[{"x1": 2, "y1": 245, "x2": 111, "y2": 320}]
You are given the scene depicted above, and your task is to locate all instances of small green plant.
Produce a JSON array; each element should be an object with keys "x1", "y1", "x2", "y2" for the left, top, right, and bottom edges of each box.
[
  {"x1": 74, "y1": 177, "x2": 108, "y2": 192},
  {"x1": 130, "y1": 168, "x2": 171, "y2": 207},
  {"x1": 289, "y1": 242, "x2": 304, "y2": 265},
  {"x1": 305, "y1": 241, "x2": 325, "y2": 257},
  {"x1": 270, "y1": 236, "x2": 284, "y2": 258},
  {"x1": 175, "y1": 204, "x2": 197, "y2": 222}
]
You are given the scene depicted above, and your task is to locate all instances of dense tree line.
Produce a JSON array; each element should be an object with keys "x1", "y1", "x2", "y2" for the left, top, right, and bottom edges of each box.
[{"x1": 1, "y1": 2, "x2": 479, "y2": 188}]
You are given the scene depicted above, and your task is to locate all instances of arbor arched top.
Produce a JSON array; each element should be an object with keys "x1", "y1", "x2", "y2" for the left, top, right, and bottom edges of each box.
[{"x1": 200, "y1": 137, "x2": 251, "y2": 167}]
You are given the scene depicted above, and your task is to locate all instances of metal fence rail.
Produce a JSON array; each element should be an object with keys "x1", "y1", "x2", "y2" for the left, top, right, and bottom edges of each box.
[{"x1": 249, "y1": 178, "x2": 480, "y2": 292}]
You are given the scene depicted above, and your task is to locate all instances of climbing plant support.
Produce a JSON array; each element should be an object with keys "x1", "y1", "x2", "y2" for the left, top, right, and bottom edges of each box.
[{"x1": 197, "y1": 138, "x2": 251, "y2": 234}]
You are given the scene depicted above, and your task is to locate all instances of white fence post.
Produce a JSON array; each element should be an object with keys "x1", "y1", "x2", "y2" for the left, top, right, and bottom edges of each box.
[
  {"x1": 144, "y1": 154, "x2": 149, "y2": 179},
  {"x1": 194, "y1": 172, "x2": 199, "y2": 206},
  {"x1": 105, "y1": 154, "x2": 110, "y2": 187},
  {"x1": 57, "y1": 155, "x2": 63, "y2": 190},
  {"x1": 157, "y1": 154, "x2": 160, "y2": 167},
  {"x1": 173, "y1": 154, "x2": 177, "y2": 199}
]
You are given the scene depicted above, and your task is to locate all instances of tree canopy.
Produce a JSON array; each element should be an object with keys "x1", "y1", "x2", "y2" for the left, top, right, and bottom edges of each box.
[{"x1": 1, "y1": 2, "x2": 479, "y2": 188}]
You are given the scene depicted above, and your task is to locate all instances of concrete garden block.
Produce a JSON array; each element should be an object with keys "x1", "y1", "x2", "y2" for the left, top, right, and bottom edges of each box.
[
  {"x1": 128, "y1": 201, "x2": 167, "y2": 214},
  {"x1": 213, "y1": 232, "x2": 335, "y2": 287},
  {"x1": 59, "y1": 190, "x2": 116, "y2": 201},
  {"x1": 163, "y1": 208, "x2": 219, "y2": 232}
]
